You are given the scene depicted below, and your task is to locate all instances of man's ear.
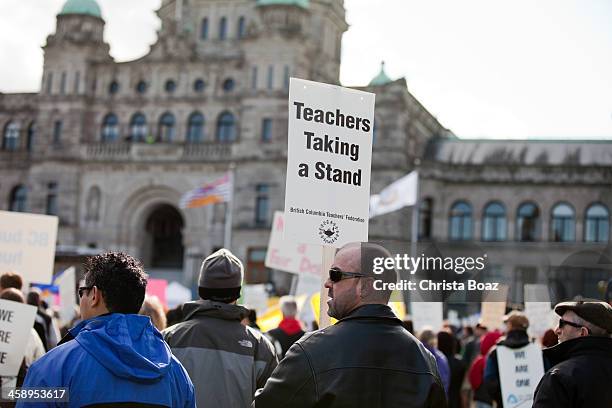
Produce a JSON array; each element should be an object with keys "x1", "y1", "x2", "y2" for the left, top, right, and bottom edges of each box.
[
  {"x1": 90, "y1": 286, "x2": 102, "y2": 308},
  {"x1": 358, "y1": 278, "x2": 374, "y2": 299}
]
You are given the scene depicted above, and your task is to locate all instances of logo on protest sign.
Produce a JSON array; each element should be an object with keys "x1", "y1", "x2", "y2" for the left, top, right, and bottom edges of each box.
[
  {"x1": 284, "y1": 78, "x2": 374, "y2": 247},
  {"x1": 318, "y1": 220, "x2": 340, "y2": 244}
]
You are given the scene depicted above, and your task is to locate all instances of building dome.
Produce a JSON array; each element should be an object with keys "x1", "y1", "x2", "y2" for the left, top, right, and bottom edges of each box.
[
  {"x1": 369, "y1": 61, "x2": 393, "y2": 86},
  {"x1": 256, "y1": 0, "x2": 309, "y2": 9},
  {"x1": 59, "y1": 0, "x2": 102, "y2": 18}
]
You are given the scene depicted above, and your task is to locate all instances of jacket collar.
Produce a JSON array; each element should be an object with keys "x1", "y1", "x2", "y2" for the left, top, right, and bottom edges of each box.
[
  {"x1": 499, "y1": 329, "x2": 530, "y2": 347},
  {"x1": 182, "y1": 299, "x2": 249, "y2": 322},
  {"x1": 543, "y1": 336, "x2": 612, "y2": 366},
  {"x1": 338, "y1": 304, "x2": 401, "y2": 324}
]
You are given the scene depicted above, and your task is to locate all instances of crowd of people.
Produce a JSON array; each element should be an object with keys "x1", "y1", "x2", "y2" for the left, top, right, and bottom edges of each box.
[{"x1": 0, "y1": 242, "x2": 611, "y2": 407}]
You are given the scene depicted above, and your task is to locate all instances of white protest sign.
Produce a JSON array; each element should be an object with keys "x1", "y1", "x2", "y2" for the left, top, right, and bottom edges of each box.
[
  {"x1": 265, "y1": 211, "x2": 321, "y2": 275},
  {"x1": 0, "y1": 299, "x2": 37, "y2": 376},
  {"x1": 0, "y1": 211, "x2": 58, "y2": 284},
  {"x1": 294, "y1": 273, "x2": 321, "y2": 297},
  {"x1": 411, "y1": 302, "x2": 444, "y2": 332},
  {"x1": 284, "y1": 78, "x2": 374, "y2": 247},
  {"x1": 55, "y1": 267, "x2": 77, "y2": 326},
  {"x1": 524, "y1": 284, "x2": 555, "y2": 338},
  {"x1": 242, "y1": 284, "x2": 269, "y2": 317},
  {"x1": 497, "y1": 343, "x2": 545, "y2": 408},
  {"x1": 480, "y1": 284, "x2": 508, "y2": 331}
]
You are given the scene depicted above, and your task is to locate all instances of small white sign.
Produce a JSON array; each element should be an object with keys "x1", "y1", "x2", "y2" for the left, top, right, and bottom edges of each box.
[
  {"x1": 242, "y1": 284, "x2": 269, "y2": 317},
  {"x1": 480, "y1": 284, "x2": 508, "y2": 331},
  {"x1": 55, "y1": 267, "x2": 77, "y2": 326},
  {"x1": 411, "y1": 302, "x2": 444, "y2": 332},
  {"x1": 0, "y1": 211, "x2": 59, "y2": 284},
  {"x1": 284, "y1": 78, "x2": 374, "y2": 247},
  {"x1": 265, "y1": 211, "x2": 321, "y2": 275},
  {"x1": 497, "y1": 343, "x2": 545, "y2": 408},
  {"x1": 0, "y1": 299, "x2": 38, "y2": 376}
]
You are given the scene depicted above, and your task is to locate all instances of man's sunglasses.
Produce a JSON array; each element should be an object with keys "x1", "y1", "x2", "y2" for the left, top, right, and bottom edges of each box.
[
  {"x1": 558, "y1": 318, "x2": 586, "y2": 331},
  {"x1": 78, "y1": 286, "x2": 94, "y2": 298},
  {"x1": 329, "y1": 267, "x2": 366, "y2": 283}
]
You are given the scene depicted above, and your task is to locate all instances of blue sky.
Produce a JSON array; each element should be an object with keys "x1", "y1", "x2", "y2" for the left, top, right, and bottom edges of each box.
[{"x1": 1, "y1": 0, "x2": 610, "y2": 140}]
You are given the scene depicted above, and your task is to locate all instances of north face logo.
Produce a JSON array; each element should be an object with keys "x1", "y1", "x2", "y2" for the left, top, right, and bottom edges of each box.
[{"x1": 238, "y1": 340, "x2": 253, "y2": 348}]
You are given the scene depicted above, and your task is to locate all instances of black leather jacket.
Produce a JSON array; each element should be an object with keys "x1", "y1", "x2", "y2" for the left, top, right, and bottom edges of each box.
[
  {"x1": 532, "y1": 336, "x2": 612, "y2": 408},
  {"x1": 253, "y1": 304, "x2": 447, "y2": 408}
]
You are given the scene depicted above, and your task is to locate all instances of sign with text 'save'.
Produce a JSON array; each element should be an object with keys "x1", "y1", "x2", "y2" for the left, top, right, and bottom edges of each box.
[
  {"x1": 284, "y1": 78, "x2": 374, "y2": 247},
  {"x1": 497, "y1": 343, "x2": 545, "y2": 408},
  {"x1": 0, "y1": 211, "x2": 58, "y2": 284},
  {"x1": 265, "y1": 211, "x2": 321, "y2": 275},
  {"x1": 0, "y1": 299, "x2": 37, "y2": 376}
]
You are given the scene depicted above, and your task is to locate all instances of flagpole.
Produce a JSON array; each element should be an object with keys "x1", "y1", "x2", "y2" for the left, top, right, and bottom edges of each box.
[
  {"x1": 410, "y1": 169, "x2": 420, "y2": 260},
  {"x1": 224, "y1": 163, "x2": 235, "y2": 249}
]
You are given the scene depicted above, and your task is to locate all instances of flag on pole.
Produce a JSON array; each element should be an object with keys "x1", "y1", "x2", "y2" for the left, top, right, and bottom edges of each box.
[
  {"x1": 369, "y1": 171, "x2": 418, "y2": 217},
  {"x1": 179, "y1": 173, "x2": 232, "y2": 209}
]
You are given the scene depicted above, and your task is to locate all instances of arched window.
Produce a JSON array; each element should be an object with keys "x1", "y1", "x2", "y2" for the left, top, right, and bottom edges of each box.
[
  {"x1": 482, "y1": 202, "x2": 506, "y2": 241},
  {"x1": 129, "y1": 113, "x2": 147, "y2": 142},
  {"x1": 165, "y1": 79, "x2": 177, "y2": 93},
  {"x1": 517, "y1": 202, "x2": 540, "y2": 242},
  {"x1": 585, "y1": 203, "x2": 609, "y2": 243},
  {"x1": 9, "y1": 185, "x2": 27, "y2": 212},
  {"x1": 449, "y1": 201, "x2": 472, "y2": 241},
  {"x1": 187, "y1": 112, "x2": 205, "y2": 143},
  {"x1": 551, "y1": 202, "x2": 575, "y2": 242},
  {"x1": 222, "y1": 78, "x2": 235, "y2": 92},
  {"x1": 158, "y1": 112, "x2": 175, "y2": 142},
  {"x1": 136, "y1": 80, "x2": 147, "y2": 94},
  {"x1": 26, "y1": 122, "x2": 35, "y2": 152},
  {"x1": 200, "y1": 17, "x2": 209, "y2": 40},
  {"x1": 219, "y1": 17, "x2": 227, "y2": 40},
  {"x1": 108, "y1": 80, "x2": 119, "y2": 95},
  {"x1": 419, "y1": 198, "x2": 433, "y2": 240},
  {"x1": 86, "y1": 186, "x2": 101, "y2": 222},
  {"x1": 237, "y1": 16, "x2": 246, "y2": 38},
  {"x1": 216, "y1": 111, "x2": 236, "y2": 142},
  {"x1": 101, "y1": 113, "x2": 119, "y2": 142},
  {"x1": 2, "y1": 121, "x2": 20, "y2": 151},
  {"x1": 193, "y1": 79, "x2": 205, "y2": 93}
]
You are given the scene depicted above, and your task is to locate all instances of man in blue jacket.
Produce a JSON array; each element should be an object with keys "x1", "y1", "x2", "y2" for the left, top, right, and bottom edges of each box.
[{"x1": 16, "y1": 252, "x2": 195, "y2": 408}]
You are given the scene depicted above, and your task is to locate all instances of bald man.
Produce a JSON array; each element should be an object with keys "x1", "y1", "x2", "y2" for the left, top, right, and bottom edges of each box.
[{"x1": 253, "y1": 242, "x2": 446, "y2": 408}]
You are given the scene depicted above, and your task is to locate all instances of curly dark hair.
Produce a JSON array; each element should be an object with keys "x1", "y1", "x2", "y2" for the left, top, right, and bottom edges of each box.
[{"x1": 84, "y1": 252, "x2": 148, "y2": 314}]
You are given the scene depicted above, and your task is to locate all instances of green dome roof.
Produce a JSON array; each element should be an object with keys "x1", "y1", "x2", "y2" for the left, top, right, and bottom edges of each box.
[
  {"x1": 59, "y1": 0, "x2": 102, "y2": 18},
  {"x1": 256, "y1": 0, "x2": 309, "y2": 9},
  {"x1": 369, "y1": 62, "x2": 393, "y2": 86}
]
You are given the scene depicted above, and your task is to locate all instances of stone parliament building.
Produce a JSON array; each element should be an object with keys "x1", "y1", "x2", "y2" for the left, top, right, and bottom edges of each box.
[{"x1": 1, "y1": 0, "x2": 610, "y2": 306}]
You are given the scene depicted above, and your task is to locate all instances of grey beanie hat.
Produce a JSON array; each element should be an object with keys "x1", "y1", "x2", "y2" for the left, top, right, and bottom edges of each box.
[{"x1": 198, "y1": 248, "x2": 243, "y2": 299}]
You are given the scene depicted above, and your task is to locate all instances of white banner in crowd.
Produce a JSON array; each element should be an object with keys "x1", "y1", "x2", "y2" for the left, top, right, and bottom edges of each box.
[
  {"x1": 524, "y1": 284, "x2": 556, "y2": 338},
  {"x1": 265, "y1": 211, "x2": 321, "y2": 275},
  {"x1": 369, "y1": 171, "x2": 418, "y2": 218},
  {"x1": 410, "y1": 302, "x2": 444, "y2": 332},
  {"x1": 284, "y1": 78, "x2": 375, "y2": 247},
  {"x1": 55, "y1": 266, "x2": 77, "y2": 326},
  {"x1": 0, "y1": 299, "x2": 38, "y2": 376},
  {"x1": 497, "y1": 343, "x2": 545, "y2": 408},
  {"x1": 242, "y1": 284, "x2": 269, "y2": 317},
  {"x1": 0, "y1": 211, "x2": 58, "y2": 284}
]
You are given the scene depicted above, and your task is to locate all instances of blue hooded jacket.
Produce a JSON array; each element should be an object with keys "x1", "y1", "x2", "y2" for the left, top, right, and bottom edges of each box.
[{"x1": 16, "y1": 314, "x2": 195, "y2": 407}]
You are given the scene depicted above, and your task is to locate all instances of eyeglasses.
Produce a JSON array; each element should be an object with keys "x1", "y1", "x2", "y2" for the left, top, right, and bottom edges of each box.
[
  {"x1": 78, "y1": 286, "x2": 94, "y2": 298},
  {"x1": 558, "y1": 318, "x2": 584, "y2": 330},
  {"x1": 329, "y1": 267, "x2": 366, "y2": 283}
]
